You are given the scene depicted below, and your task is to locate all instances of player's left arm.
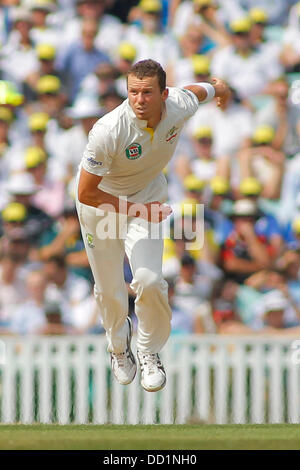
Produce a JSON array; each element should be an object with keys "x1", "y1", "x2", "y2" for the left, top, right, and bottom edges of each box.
[{"x1": 184, "y1": 78, "x2": 231, "y2": 107}]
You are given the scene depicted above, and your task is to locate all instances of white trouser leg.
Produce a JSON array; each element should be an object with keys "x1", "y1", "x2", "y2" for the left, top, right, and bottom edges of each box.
[
  {"x1": 76, "y1": 200, "x2": 129, "y2": 353},
  {"x1": 125, "y1": 218, "x2": 172, "y2": 354}
]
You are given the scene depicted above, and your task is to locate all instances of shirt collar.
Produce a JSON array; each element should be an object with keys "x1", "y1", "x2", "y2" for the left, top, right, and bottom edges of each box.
[{"x1": 126, "y1": 99, "x2": 167, "y2": 130}]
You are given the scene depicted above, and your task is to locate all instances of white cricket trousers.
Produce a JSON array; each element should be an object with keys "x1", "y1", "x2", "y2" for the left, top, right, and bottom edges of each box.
[{"x1": 76, "y1": 199, "x2": 172, "y2": 354}]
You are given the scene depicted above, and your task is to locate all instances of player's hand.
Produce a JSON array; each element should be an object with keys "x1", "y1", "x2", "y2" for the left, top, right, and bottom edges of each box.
[
  {"x1": 143, "y1": 201, "x2": 173, "y2": 223},
  {"x1": 211, "y1": 77, "x2": 231, "y2": 108}
]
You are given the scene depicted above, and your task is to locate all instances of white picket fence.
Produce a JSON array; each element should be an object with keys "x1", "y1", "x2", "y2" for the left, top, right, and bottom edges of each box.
[{"x1": 0, "y1": 334, "x2": 300, "y2": 424}]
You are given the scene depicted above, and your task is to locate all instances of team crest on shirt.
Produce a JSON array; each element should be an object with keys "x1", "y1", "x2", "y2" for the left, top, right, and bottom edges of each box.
[
  {"x1": 166, "y1": 126, "x2": 179, "y2": 143},
  {"x1": 86, "y1": 233, "x2": 95, "y2": 249},
  {"x1": 125, "y1": 142, "x2": 142, "y2": 160}
]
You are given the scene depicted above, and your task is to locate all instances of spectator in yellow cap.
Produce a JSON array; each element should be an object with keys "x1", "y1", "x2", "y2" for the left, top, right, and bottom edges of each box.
[
  {"x1": 37, "y1": 43, "x2": 56, "y2": 62},
  {"x1": 238, "y1": 125, "x2": 285, "y2": 201},
  {"x1": 62, "y1": 0, "x2": 123, "y2": 60},
  {"x1": 192, "y1": 54, "x2": 211, "y2": 81},
  {"x1": 1, "y1": 7, "x2": 38, "y2": 87},
  {"x1": 25, "y1": 146, "x2": 65, "y2": 218},
  {"x1": 28, "y1": 112, "x2": 50, "y2": 150},
  {"x1": 194, "y1": 0, "x2": 230, "y2": 50},
  {"x1": 29, "y1": 0, "x2": 60, "y2": 49},
  {"x1": 229, "y1": 17, "x2": 253, "y2": 54},
  {"x1": 0, "y1": 106, "x2": 13, "y2": 129},
  {"x1": 34, "y1": 75, "x2": 66, "y2": 119},
  {"x1": 202, "y1": 175, "x2": 232, "y2": 248},
  {"x1": 172, "y1": 0, "x2": 231, "y2": 47},
  {"x1": 24, "y1": 44, "x2": 61, "y2": 102},
  {"x1": 172, "y1": 53, "x2": 211, "y2": 88},
  {"x1": 2, "y1": 202, "x2": 27, "y2": 224},
  {"x1": 176, "y1": 173, "x2": 221, "y2": 264},
  {"x1": 139, "y1": 0, "x2": 162, "y2": 16},
  {"x1": 249, "y1": 7, "x2": 268, "y2": 47},
  {"x1": 239, "y1": 177, "x2": 262, "y2": 198},
  {"x1": 0, "y1": 202, "x2": 30, "y2": 242},
  {"x1": 117, "y1": 42, "x2": 137, "y2": 65},
  {"x1": 4, "y1": 171, "x2": 55, "y2": 245},
  {"x1": 209, "y1": 176, "x2": 231, "y2": 211},
  {"x1": 113, "y1": 42, "x2": 137, "y2": 98},
  {"x1": 252, "y1": 125, "x2": 275, "y2": 146},
  {"x1": 183, "y1": 174, "x2": 206, "y2": 204},
  {"x1": 25, "y1": 146, "x2": 47, "y2": 171},
  {"x1": 124, "y1": 0, "x2": 180, "y2": 69},
  {"x1": 234, "y1": 174, "x2": 284, "y2": 258},
  {"x1": 168, "y1": 28, "x2": 204, "y2": 86},
  {"x1": 0, "y1": 81, "x2": 24, "y2": 108},
  {"x1": 211, "y1": 15, "x2": 282, "y2": 99},
  {"x1": 0, "y1": 106, "x2": 14, "y2": 171},
  {"x1": 256, "y1": 76, "x2": 299, "y2": 157},
  {"x1": 175, "y1": 126, "x2": 217, "y2": 186},
  {"x1": 36, "y1": 74, "x2": 61, "y2": 95}
]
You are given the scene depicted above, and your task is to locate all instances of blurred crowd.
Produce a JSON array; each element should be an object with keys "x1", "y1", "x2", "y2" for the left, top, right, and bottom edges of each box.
[{"x1": 1, "y1": 0, "x2": 300, "y2": 337}]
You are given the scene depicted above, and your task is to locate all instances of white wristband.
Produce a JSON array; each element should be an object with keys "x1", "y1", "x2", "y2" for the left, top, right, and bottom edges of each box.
[{"x1": 192, "y1": 82, "x2": 215, "y2": 103}]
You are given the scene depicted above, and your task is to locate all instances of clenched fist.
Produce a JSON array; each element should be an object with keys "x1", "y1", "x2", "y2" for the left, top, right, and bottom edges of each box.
[{"x1": 211, "y1": 77, "x2": 231, "y2": 108}]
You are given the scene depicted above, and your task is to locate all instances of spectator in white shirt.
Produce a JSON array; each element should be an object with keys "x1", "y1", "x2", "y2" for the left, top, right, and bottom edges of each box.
[
  {"x1": 125, "y1": 0, "x2": 180, "y2": 69},
  {"x1": 62, "y1": 0, "x2": 123, "y2": 59},
  {"x1": 187, "y1": 86, "x2": 254, "y2": 160},
  {"x1": 0, "y1": 253, "x2": 25, "y2": 332},
  {"x1": 254, "y1": 78, "x2": 300, "y2": 157},
  {"x1": 29, "y1": 0, "x2": 61, "y2": 48},
  {"x1": 24, "y1": 43, "x2": 61, "y2": 102},
  {"x1": 175, "y1": 126, "x2": 217, "y2": 184},
  {"x1": 211, "y1": 17, "x2": 281, "y2": 99},
  {"x1": 59, "y1": 97, "x2": 104, "y2": 180},
  {"x1": 172, "y1": 53, "x2": 211, "y2": 88},
  {"x1": 43, "y1": 255, "x2": 91, "y2": 326},
  {"x1": 10, "y1": 270, "x2": 48, "y2": 335},
  {"x1": 1, "y1": 7, "x2": 38, "y2": 85}
]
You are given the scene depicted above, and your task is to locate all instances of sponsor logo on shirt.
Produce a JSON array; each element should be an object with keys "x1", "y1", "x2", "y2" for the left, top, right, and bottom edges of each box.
[
  {"x1": 87, "y1": 157, "x2": 103, "y2": 167},
  {"x1": 125, "y1": 142, "x2": 142, "y2": 160},
  {"x1": 166, "y1": 126, "x2": 178, "y2": 143}
]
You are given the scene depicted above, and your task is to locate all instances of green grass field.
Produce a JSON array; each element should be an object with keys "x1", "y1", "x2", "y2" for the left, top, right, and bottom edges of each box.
[{"x1": 0, "y1": 424, "x2": 300, "y2": 450}]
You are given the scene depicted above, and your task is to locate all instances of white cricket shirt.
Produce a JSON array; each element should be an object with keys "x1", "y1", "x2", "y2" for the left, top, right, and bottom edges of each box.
[{"x1": 80, "y1": 87, "x2": 199, "y2": 203}]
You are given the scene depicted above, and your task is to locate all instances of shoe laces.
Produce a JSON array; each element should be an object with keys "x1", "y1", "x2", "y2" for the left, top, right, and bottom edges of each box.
[
  {"x1": 111, "y1": 351, "x2": 130, "y2": 368},
  {"x1": 138, "y1": 353, "x2": 161, "y2": 375}
]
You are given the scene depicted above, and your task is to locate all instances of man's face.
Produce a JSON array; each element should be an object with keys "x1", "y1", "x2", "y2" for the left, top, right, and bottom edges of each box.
[
  {"x1": 142, "y1": 12, "x2": 160, "y2": 34},
  {"x1": 232, "y1": 32, "x2": 250, "y2": 52},
  {"x1": 78, "y1": 0, "x2": 104, "y2": 19},
  {"x1": 127, "y1": 74, "x2": 168, "y2": 122}
]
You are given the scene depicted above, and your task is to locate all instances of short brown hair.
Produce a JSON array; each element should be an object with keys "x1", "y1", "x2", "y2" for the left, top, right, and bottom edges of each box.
[{"x1": 127, "y1": 59, "x2": 166, "y2": 92}]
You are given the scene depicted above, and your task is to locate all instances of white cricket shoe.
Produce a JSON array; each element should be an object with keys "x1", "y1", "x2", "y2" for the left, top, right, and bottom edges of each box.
[
  {"x1": 137, "y1": 350, "x2": 166, "y2": 392},
  {"x1": 110, "y1": 318, "x2": 136, "y2": 385}
]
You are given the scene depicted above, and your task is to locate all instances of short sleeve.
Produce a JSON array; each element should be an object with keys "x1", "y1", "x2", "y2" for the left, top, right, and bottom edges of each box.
[
  {"x1": 169, "y1": 87, "x2": 199, "y2": 120},
  {"x1": 82, "y1": 123, "x2": 115, "y2": 176}
]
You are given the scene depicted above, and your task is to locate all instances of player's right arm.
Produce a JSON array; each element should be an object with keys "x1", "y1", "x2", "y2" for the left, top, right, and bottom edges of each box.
[
  {"x1": 184, "y1": 78, "x2": 230, "y2": 107},
  {"x1": 78, "y1": 168, "x2": 172, "y2": 223}
]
